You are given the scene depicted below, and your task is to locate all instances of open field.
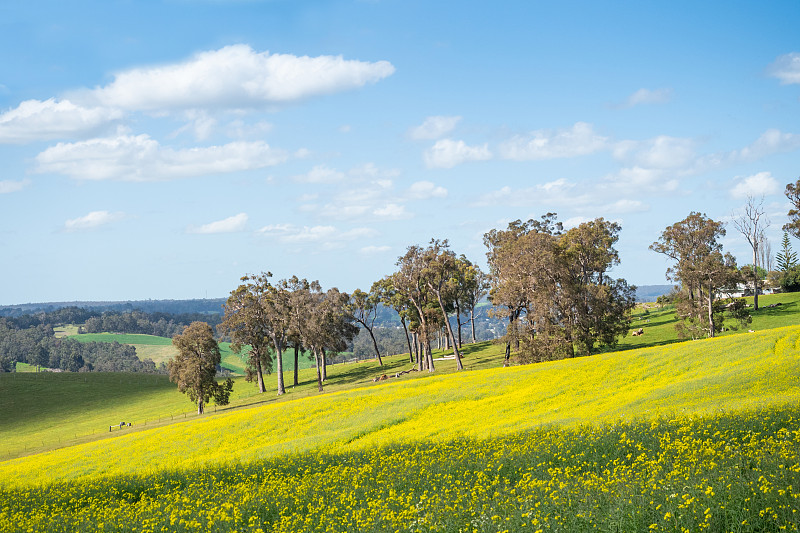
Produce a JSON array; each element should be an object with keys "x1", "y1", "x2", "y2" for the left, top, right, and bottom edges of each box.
[
  {"x1": 65, "y1": 332, "x2": 314, "y2": 375},
  {"x1": 2, "y1": 324, "x2": 799, "y2": 483},
  {"x1": 1, "y1": 300, "x2": 799, "y2": 531}
]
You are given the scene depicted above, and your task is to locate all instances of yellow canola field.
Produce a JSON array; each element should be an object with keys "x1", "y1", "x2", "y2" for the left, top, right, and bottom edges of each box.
[{"x1": 2, "y1": 325, "x2": 800, "y2": 488}]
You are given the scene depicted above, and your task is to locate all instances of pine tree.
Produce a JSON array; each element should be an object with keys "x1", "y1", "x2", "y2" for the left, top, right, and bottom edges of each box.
[{"x1": 776, "y1": 232, "x2": 798, "y2": 272}]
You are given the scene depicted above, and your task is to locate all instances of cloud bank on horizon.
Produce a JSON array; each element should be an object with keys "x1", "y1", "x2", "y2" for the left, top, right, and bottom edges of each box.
[{"x1": 0, "y1": 1, "x2": 799, "y2": 304}]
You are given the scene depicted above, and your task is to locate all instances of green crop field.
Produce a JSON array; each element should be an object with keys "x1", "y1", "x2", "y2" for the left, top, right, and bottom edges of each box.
[
  {"x1": 65, "y1": 332, "x2": 315, "y2": 375},
  {"x1": 1, "y1": 301, "x2": 799, "y2": 531}
]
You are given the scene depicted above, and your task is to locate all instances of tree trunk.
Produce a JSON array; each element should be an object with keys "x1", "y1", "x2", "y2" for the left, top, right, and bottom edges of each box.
[
  {"x1": 274, "y1": 338, "x2": 286, "y2": 395},
  {"x1": 470, "y1": 309, "x2": 477, "y2": 343},
  {"x1": 314, "y1": 348, "x2": 323, "y2": 392},
  {"x1": 293, "y1": 344, "x2": 299, "y2": 387},
  {"x1": 255, "y1": 354, "x2": 266, "y2": 393},
  {"x1": 425, "y1": 340, "x2": 435, "y2": 372},
  {"x1": 321, "y1": 348, "x2": 328, "y2": 381},
  {"x1": 435, "y1": 292, "x2": 462, "y2": 369},
  {"x1": 401, "y1": 317, "x2": 414, "y2": 363},
  {"x1": 753, "y1": 247, "x2": 760, "y2": 311},
  {"x1": 707, "y1": 281, "x2": 715, "y2": 338},
  {"x1": 455, "y1": 302, "x2": 463, "y2": 349},
  {"x1": 197, "y1": 397, "x2": 204, "y2": 415},
  {"x1": 366, "y1": 327, "x2": 384, "y2": 366}
]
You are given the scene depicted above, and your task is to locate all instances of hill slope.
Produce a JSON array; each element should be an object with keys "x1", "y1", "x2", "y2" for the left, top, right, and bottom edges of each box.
[{"x1": 2, "y1": 324, "x2": 799, "y2": 487}]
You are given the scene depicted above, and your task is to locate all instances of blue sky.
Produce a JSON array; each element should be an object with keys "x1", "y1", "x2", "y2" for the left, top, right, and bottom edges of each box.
[{"x1": 1, "y1": 1, "x2": 799, "y2": 304}]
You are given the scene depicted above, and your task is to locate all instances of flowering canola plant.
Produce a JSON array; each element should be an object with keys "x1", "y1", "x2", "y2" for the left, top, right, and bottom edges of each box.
[{"x1": 0, "y1": 326, "x2": 799, "y2": 531}]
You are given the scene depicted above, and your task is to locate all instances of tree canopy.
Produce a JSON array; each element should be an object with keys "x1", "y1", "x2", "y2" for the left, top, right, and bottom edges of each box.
[{"x1": 168, "y1": 321, "x2": 233, "y2": 415}]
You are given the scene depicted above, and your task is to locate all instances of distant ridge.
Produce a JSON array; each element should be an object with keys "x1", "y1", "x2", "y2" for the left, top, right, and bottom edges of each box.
[
  {"x1": 634, "y1": 284, "x2": 673, "y2": 302},
  {"x1": 0, "y1": 298, "x2": 227, "y2": 316}
]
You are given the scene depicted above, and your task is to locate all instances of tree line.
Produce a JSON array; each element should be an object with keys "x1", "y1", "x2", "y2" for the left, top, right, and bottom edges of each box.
[{"x1": 0, "y1": 321, "x2": 158, "y2": 373}]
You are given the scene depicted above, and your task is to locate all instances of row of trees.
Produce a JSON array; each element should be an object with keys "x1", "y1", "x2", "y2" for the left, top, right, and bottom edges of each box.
[{"x1": 219, "y1": 274, "x2": 358, "y2": 394}]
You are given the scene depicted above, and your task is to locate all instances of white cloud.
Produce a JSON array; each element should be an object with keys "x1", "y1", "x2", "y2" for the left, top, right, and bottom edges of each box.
[
  {"x1": 292, "y1": 165, "x2": 346, "y2": 183},
  {"x1": 730, "y1": 172, "x2": 780, "y2": 199},
  {"x1": 424, "y1": 138, "x2": 492, "y2": 168},
  {"x1": 188, "y1": 213, "x2": 248, "y2": 234},
  {"x1": 0, "y1": 179, "x2": 30, "y2": 194},
  {"x1": 622, "y1": 88, "x2": 673, "y2": 108},
  {"x1": 409, "y1": 115, "x2": 461, "y2": 140},
  {"x1": 407, "y1": 180, "x2": 447, "y2": 199},
  {"x1": 498, "y1": 122, "x2": 608, "y2": 161},
  {"x1": 373, "y1": 203, "x2": 409, "y2": 219},
  {"x1": 602, "y1": 166, "x2": 679, "y2": 192},
  {"x1": 360, "y1": 245, "x2": 391, "y2": 255},
  {"x1": 83, "y1": 45, "x2": 395, "y2": 111},
  {"x1": 733, "y1": 129, "x2": 800, "y2": 161},
  {"x1": 473, "y1": 179, "x2": 578, "y2": 208},
  {"x1": 768, "y1": 52, "x2": 800, "y2": 85},
  {"x1": 35, "y1": 134, "x2": 288, "y2": 181},
  {"x1": 256, "y1": 223, "x2": 377, "y2": 248},
  {"x1": 0, "y1": 98, "x2": 122, "y2": 143},
  {"x1": 63, "y1": 210, "x2": 124, "y2": 232},
  {"x1": 613, "y1": 136, "x2": 696, "y2": 169}
]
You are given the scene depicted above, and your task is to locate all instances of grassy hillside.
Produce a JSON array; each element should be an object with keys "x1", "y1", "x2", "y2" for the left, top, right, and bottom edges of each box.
[
  {"x1": 2, "y1": 324, "x2": 799, "y2": 486},
  {"x1": 1, "y1": 300, "x2": 798, "y2": 531},
  {"x1": 66, "y1": 332, "x2": 315, "y2": 375}
]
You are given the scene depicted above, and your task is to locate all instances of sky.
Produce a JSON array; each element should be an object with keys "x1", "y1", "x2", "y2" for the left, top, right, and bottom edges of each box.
[{"x1": 1, "y1": 1, "x2": 799, "y2": 305}]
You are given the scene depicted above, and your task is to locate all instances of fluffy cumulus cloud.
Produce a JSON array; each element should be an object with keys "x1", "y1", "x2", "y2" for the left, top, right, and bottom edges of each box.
[
  {"x1": 0, "y1": 98, "x2": 122, "y2": 143},
  {"x1": 84, "y1": 45, "x2": 395, "y2": 111},
  {"x1": 768, "y1": 52, "x2": 800, "y2": 85},
  {"x1": 730, "y1": 172, "x2": 780, "y2": 199},
  {"x1": 188, "y1": 213, "x2": 248, "y2": 234},
  {"x1": 0, "y1": 179, "x2": 30, "y2": 194},
  {"x1": 498, "y1": 122, "x2": 608, "y2": 161},
  {"x1": 424, "y1": 139, "x2": 492, "y2": 168},
  {"x1": 63, "y1": 210, "x2": 124, "y2": 232},
  {"x1": 35, "y1": 134, "x2": 288, "y2": 181},
  {"x1": 622, "y1": 88, "x2": 673, "y2": 108},
  {"x1": 408, "y1": 115, "x2": 461, "y2": 140}
]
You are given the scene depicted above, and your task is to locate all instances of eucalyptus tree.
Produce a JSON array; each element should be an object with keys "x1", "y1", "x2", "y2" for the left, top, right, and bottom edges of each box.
[
  {"x1": 651, "y1": 212, "x2": 740, "y2": 338},
  {"x1": 783, "y1": 177, "x2": 800, "y2": 239},
  {"x1": 732, "y1": 195, "x2": 769, "y2": 310},
  {"x1": 560, "y1": 219, "x2": 636, "y2": 355},
  {"x1": 456, "y1": 257, "x2": 489, "y2": 344},
  {"x1": 394, "y1": 245, "x2": 437, "y2": 372},
  {"x1": 219, "y1": 273, "x2": 274, "y2": 393},
  {"x1": 420, "y1": 239, "x2": 463, "y2": 369},
  {"x1": 347, "y1": 287, "x2": 383, "y2": 366},
  {"x1": 286, "y1": 276, "x2": 318, "y2": 387},
  {"x1": 301, "y1": 287, "x2": 358, "y2": 391},
  {"x1": 169, "y1": 321, "x2": 233, "y2": 415},
  {"x1": 268, "y1": 278, "x2": 296, "y2": 395},
  {"x1": 374, "y1": 275, "x2": 415, "y2": 363},
  {"x1": 485, "y1": 214, "x2": 634, "y2": 362}
]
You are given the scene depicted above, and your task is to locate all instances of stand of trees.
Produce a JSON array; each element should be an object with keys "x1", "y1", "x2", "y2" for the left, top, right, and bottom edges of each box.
[
  {"x1": 484, "y1": 214, "x2": 636, "y2": 363},
  {"x1": 0, "y1": 320, "x2": 158, "y2": 373},
  {"x1": 220, "y1": 273, "x2": 358, "y2": 395}
]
